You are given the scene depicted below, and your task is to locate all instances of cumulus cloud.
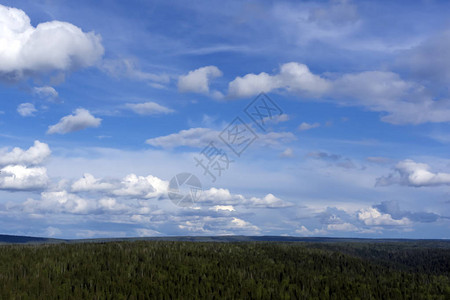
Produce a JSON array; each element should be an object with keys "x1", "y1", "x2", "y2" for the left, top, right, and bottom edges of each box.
[
  {"x1": 146, "y1": 127, "x2": 295, "y2": 149},
  {"x1": 0, "y1": 140, "x2": 51, "y2": 166},
  {"x1": 295, "y1": 225, "x2": 326, "y2": 236},
  {"x1": 112, "y1": 174, "x2": 168, "y2": 199},
  {"x1": 177, "y1": 216, "x2": 260, "y2": 234},
  {"x1": 125, "y1": 102, "x2": 174, "y2": 115},
  {"x1": 71, "y1": 173, "x2": 115, "y2": 192},
  {"x1": 0, "y1": 4, "x2": 103, "y2": 80},
  {"x1": 24, "y1": 190, "x2": 91, "y2": 214},
  {"x1": 227, "y1": 62, "x2": 450, "y2": 125},
  {"x1": 374, "y1": 201, "x2": 439, "y2": 223},
  {"x1": 376, "y1": 159, "x2": 450, "y2": 187},
  {"x1": 228, "y1": 62, "x2": 330, "y2": 98},
  {"x1": 47, "y1": 108, "x2": 101, "y2": 134},
  {"x1": 200, "y1": 188, "x2": 292, "y2": 208},
  {"x1": 0, "y1": 165, "x2": 48, "y2": 191},
  {"x1": 358, "y1": 207, "x2": 411, "y2": 226},
  {"x1": 211, "y1": 205, "x2": 235, "y2": 212},
  {"x1": 178, "y1": 66, "x2": 222, "y2": 94},
  {"x1": 298, "y1": 122, "x2": 320, "y2": 131},
  {"x1": 17, "y1": 103, "x2": 37, "y2": 117},
  {"x1": 247, "y1": 193, "x2": 293, "y2": 208},
  {"x1": 0, "y1": 141, "x2": 50, "y2": 191}
]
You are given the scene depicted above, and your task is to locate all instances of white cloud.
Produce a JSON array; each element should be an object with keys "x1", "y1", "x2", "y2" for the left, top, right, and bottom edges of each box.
[
  {"x1": 17, "y1": 103, "x2": 37, "y2": 117},
  {"x1": 247, "y1": 193, "x2": 293, "y2": 208},
  {"x1": 98, "y1": 197, "x2": 129, "y2": 212},
  {"x1": 24, "y1": 190, "x2": 91, "y2": 214},
  {"x1": 112, "y1": 174, "x2": 168, "y2": 199},
  {"x1": 178, "y1": 66, "x2": 222, "y2": 94},
  {"x1": 71, "y1": 173, "x2": 115, "y2": 192},
  {"x1": 146, "y1": 127, "x2": 295, "y2": 149},
  {"x1": 295, "y1": 225, "x2": 327, "y2": 236},
  {"x1": 0, "y1": 165, "x2": 48, "y2": 190},
  {"x1": 125, "y1": 102, "x2": 174, "y2": 115},
  {"x1": 228, "y1": 62, "x2": 330, "y2": 98},
  {"x1": 146, "y1": 128, "x2": 217, "y2": 148},
  {"x1": 227, "y1": 62, "x2": 450, "y2": 125},
  {"x1": 377, "y1": 160, "x2": 450, "y2": 187},
  {"x1": 327, "y1": 222, "x2": 358, "y2": 232},
  {"x1": 0, "y1": 140, "x2": 51, "y2": 166},
  {"x1": 47, "y1": 108, "x2": 101, "y2": 134},
  {"x1": 264, "y1": 113, "x2": 290, "y2": 124},
  {"x1": 200, "y1": 188, "x2": 292, "y2": 209},
  {"x1": 135, "y1": 228, "x2": 162, "y2": 237},
  {"x1": 298, "y1": 122, "x2": 320, "y2": 131},
  {"x1": 0, "y1": 4, "x2": 103, "y2": 80},
  {"x1": 358, "y1": 207, "x2": 411, "y2": 226},
  {"x1": 33, "y1": 86, "x2": 58, "y2": 99},
  {"x1": 230, "y1": 217, "x2": 259, "y2": 231},
  {"x1": 178, "y1": 216, "x2": 260, "y2": 234},
  {"x1": 211, "y1": 205, "x2": 235, "y2": 212}
]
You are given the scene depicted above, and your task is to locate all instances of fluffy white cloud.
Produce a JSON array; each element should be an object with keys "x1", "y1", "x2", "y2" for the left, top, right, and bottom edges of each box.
[
  {"x1": 47, "y1": 108, "x2": 101, "y2": 134},
  {"x1": 298, "y1": 122, "x2": 320, "y2": 131},
  {"x1": 228, "y1": 62, "x2": 330, "y2": 98},
  {"x1": 377, "y1": 160, "x2": 450, "y2": 187},
  {"x1": 71, "y1": 173, "x2": 115, "y2": 192},
  {"x1": 125, "y1": 102, "x2": 174, "y2": 115},
  {"x1": 0, "y1": 140, "x2": 51, "y2": 166},
  {"x1": 112, "y1": 174, "x2": 168, "y2": 199},
  {"x1": 0, "y1": 165, "x2": 48, "y2": 190},
  {"x1": 227, "y1": 62, "x2": 450, "y2": 125},
  {"x1": 295, "y1": 225, "x2": 327, "y2": 236},
  {"x1": 211, "y1": 205, "x2": 235, "y2": 212},
  {"x1": 358, "y1": 208, "x2": 411, "y2": 226},
  {"x1": 177, "y1": 216, "x2": 260, "y2": 234},
  {"x1": 24, "y1": 190, "x2": 91, "y2": 214},
  {"x1": 0, "y1": 4, "x2": 103, "y2": 80},
  {"x1": 247, "y1": 193, "x2": 293, "y2": 208},
  {"x1": 229, "y1": 217, "x2": 259, "y2": 231},
  {"x1": 178, "y1": 66, "x2": 222, "y2": 94},
  {"x1": 17, "y1": 103, "x2": 37, "y2": 117},
  {"x1": 200, "y1": 188, "x2": 292, "y2": 208}
]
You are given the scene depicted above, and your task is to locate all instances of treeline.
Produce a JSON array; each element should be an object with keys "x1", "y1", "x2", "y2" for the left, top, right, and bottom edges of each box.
[{"x1": 0, "y1": 241, "x2": 449, "y2": 299}]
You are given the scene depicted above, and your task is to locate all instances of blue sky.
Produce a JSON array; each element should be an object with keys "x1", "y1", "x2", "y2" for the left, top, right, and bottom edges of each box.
[{"x1": 0, "y1": 0, "x2": 449, "y2": 239}]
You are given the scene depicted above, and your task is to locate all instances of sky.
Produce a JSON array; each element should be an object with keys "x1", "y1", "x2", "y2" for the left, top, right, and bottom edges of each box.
[{"x1": 0, "y1": 0, "x2": 449, "y2": 239}]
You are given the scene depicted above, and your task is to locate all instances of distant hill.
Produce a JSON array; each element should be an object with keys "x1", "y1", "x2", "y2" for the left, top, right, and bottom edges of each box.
[
  {"x1": 1, "y1": 234, "x2": 449, "y2": 245},
  {"x1": 0, "y1": 234, "x2": 64, "y2": 244}
]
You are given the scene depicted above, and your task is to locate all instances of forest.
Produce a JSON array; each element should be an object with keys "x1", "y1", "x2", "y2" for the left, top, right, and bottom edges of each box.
[{"x1": 0, "y1": 240, "x2": 449, "y2": 299}]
